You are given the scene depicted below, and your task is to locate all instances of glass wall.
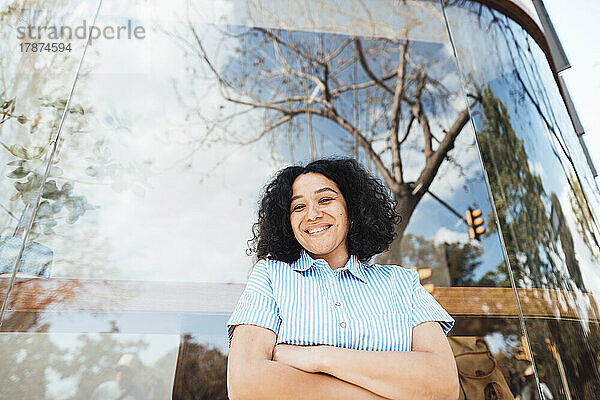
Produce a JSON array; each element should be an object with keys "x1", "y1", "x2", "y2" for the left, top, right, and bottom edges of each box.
[
  {"x1": 1, "y1": 4, "x2": 101, "y2": 397},
  {"x1": 1, "y1": 0, "x2": 598, "y2": 398},
  {"x1": 0, "y1": 1, "x2": 97, "y2": 291},
  {"x1": 445, "y1": 1, "x2": 600, "y2": 398}
]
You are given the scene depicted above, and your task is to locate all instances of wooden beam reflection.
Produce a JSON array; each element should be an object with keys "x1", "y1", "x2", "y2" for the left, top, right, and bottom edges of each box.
[{"x1": 1, "y1": 278, "x2": 599, "y2": 322}]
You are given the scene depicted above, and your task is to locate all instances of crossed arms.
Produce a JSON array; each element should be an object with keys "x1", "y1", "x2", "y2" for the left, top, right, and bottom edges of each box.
[{"x1": 227, "y1": 322, "x2": 459, "y2": 400}]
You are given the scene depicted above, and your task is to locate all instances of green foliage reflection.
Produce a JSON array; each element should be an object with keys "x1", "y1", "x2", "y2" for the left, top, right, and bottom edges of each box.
[{"x1": 478, "y1": 86, "x2": 583, "y2": 291}]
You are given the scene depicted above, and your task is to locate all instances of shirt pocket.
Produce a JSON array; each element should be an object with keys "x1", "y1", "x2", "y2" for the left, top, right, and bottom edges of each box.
[{"x1": 354, "y1": 313, "x2": 412, "y2": 352}]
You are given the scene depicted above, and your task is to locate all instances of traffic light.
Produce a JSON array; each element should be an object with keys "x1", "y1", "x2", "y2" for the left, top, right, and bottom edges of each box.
[
  {"x1": 545, "y1": 338, "x2": 558, "y2": 360},
  {"x1": 466, "y1": 208, "x2": 485, "y2": 241}
]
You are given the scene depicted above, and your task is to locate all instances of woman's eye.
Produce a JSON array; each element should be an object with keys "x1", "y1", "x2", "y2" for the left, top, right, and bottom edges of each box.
[
  {"x1": 319, "y1": 198, "x2": 333, "y2": 203},
  {"x1": 292, "y1": 204, "x2": 305, "y2": 211}
]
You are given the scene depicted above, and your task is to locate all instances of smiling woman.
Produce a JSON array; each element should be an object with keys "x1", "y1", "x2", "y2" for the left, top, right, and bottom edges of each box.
[
  {"x1": 290, "y1": 172, "x2": 349, "y2": 269},
  {"x1": 226, "y1": 158, "x2": 459, "y2": 400}
]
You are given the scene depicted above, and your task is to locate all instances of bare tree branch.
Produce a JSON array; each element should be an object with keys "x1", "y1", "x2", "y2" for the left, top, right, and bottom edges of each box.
[
  {"x1": 354, "y1": 37, "x2": 395, "y2": 95},
  {"x1": 237, "y1": 114, "x2": 294, "y2": 145},
  {"x1": 184, "y1": 25, "x2": 485, "y2": 247},
  {"x1": 412, "y1": 104, "x2": 473, "y2": 197},
  {"x1": 190, "y1": 26, "x2": 232, "y2": 90},
  {"x1": 270, "y1": 35, "x2": 330, "y2": 107},
  {"x1": 222, "y1": 95, "x2": 294, "y2": 114},
  {"x1": 323, "y1": 38, "x2": 353, "y2": 63},
  {"x1": 390, "y1": 37, "x2": 409, "y2": 183},
  {"x1": 0, "y1": 201, "x2": 17, "y2": 220},
  {"x1": 257, "y1": 28, "x2": 325, "y2": 66},
  {"x1": 266, "y1": 95, "x2": 311, "y2": 104},
  {"x1": 399, "y1": 114, "x2": 415, "y2": 146},
  {"x1": 330, "y1": 71, "x2": 397, "y2": 96},
  {"x1": 410, "y1": 68, "x2": 434, "y2": 159},
  {"x1": 419, "y1": 110, "x2": 434, "y2": 159},
  {"x1": 322, "y1": 108, "x2": 398, "y2": 192}
]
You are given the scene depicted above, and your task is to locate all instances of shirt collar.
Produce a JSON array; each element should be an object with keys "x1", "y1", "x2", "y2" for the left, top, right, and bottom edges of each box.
[{"x1": 291, "y1": 249, "x2": 367, "y2": 282}]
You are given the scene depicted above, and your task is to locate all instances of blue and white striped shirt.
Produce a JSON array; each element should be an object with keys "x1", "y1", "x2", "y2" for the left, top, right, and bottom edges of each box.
[{"x1": 227, "y1": 250, "x2": 454, "y2": 351}]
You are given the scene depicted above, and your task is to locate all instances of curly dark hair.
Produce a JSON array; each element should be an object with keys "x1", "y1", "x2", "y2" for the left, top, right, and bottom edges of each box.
[{"x1": 248, "y1": 157, "x2": 401, "y2": 263}]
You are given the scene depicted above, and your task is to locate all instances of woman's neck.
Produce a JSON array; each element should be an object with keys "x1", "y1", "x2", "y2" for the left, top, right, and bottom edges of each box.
[{"x1": 309, "y1": 249, "x2": 350, "y2": 270}]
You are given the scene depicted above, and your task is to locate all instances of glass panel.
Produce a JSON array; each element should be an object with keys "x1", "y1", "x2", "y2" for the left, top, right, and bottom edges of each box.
[
  {"x1": 0, "y1": 281, "x2": 235, "y2": 399},
  {"x1": 444, "y1": 2, "x2": 600, "y2": 397},
  {"x1": 524, "y1": 319, "x2": 600, "y2": 400},
  {"x1": 0, "y1": 331, "x2": 180, "y2": 399},
  {"x1": 11, "y1": 0, "x2": 510, "y2": 288},
  {"x1": 0, "y1": 0, "x2": 98, "y2": 318},
  {"x1": 444, "y1": 2, "x2": 600, "y2": 290},
  {"x1": 452, "y1": 316, "x2": 534, "y2": 399},
  {"x1": 2, "y1": 0, "x2": 527, "y2": 397},
  {"x1": 0, "y1": 0, "x2": 98, "y2": 241}
]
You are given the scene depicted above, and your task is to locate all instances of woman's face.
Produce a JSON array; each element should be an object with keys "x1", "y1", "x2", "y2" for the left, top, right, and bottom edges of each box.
[{"x1": 290, "y1": 172, "x2": 349, "y2": 268}]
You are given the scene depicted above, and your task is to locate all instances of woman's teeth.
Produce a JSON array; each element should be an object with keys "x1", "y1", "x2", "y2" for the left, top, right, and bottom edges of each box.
[{"x1": 307, "y1": 225, "x2": 330, "y2": 234}]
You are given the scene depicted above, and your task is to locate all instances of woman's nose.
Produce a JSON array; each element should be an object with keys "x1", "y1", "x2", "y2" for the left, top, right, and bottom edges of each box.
[{"x1": 306, "y1": 202, "x2": 323, "y2": 220}]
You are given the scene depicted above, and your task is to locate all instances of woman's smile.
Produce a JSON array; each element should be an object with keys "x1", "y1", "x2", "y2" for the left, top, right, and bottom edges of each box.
[{"x1": 305, "y1": 224, "x2": 332, "y2": 235}]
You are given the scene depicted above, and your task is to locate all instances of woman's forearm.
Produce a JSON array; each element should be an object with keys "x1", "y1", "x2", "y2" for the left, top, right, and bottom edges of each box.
[
  {"x1": 315, "y1": 347, "x2": 457, "y2": 400},
  {"x1": 228, "y1": 358, "x2": 392, "y2": 400}
]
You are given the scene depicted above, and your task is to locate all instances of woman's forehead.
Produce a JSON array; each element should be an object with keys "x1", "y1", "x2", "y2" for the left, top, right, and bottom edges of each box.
[{"x1": 291, "y1": 173, "x2": 340, "y2": 195}]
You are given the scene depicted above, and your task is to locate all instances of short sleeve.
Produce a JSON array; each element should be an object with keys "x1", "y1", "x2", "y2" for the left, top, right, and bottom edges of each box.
[
  {"x1": 226, "y1": 260, "x2": 281, "y2": 347},
  {"x1": 409, "y1": 269, "x2": 454, "y2": 335}
]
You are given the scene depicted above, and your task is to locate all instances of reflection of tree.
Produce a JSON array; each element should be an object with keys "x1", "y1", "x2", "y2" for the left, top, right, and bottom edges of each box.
[
  {"x1": 478, "y1": 86, "x2": 583, "y2": 291},
  {"x1": 2, "y1": 306, "x2": 229, "y2": 399},
  {"x1": 550, "y1": 193, "x2": 583, "y2": 289},
  {"x1": 1, "y1": 101, "x2": 95, "y2": 237},
  {"x1": 567, "y1": 173, "x2": 600, "y2": 262},
  {"x1": 398, "y1": 233, "x2": 491, "y2": 286},
  {"x1": 0, "y1": 321, "x2": 195, "y2": 400},
  {"x1": 444, "y1": 241, "x2": 485, "y2": 286},
  {"x1": 490, "y1": 9, "x2": 600, "y2": 265},
  {"x1": 1, "y1": 284, "x2": 157, "y2": 398},
  {"x1": 172, "y1": 334, "x2": 228, "y2": 400},
  {"x1": 0, "y1": 2, "x2": 94, "y2": 237},
  {"x1": 454, "y1": 1, "x2": 574, "y2": 164},
  {"x1": 399, "y1": 233, "x2": 509, "y2": 287},
  {"x1": 0, "y1": 97, "x2": 27, "y2": 125},
  {"x1": 0, "y1": 323, "x2": 65, "y2": 399},
  {"x1": 1, "y1": 298, "x2": 148, "y2": 399},
  {"x1": 189, "y1": 23, "x2": 478, "y2": 253},
  {"x1": 527, "y1": 319, "x2": 600, "y2": 400},
  {"x1": 60, "y1": 333, "x2": 149, "y2": 399}
]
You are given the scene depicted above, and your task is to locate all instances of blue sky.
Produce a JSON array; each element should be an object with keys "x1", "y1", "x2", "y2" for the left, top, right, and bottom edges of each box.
[{"x1": 545, "y1": 0, "x2": 600, "y2": 187}]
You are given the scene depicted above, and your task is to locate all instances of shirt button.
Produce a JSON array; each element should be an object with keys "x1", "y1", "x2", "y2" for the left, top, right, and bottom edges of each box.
[
  {"x1": 334, "y1": 301, "x2": 342, "y2": 307},
  {"x1": 340, "y1": 322, "x2": 347, "y2": 329}
]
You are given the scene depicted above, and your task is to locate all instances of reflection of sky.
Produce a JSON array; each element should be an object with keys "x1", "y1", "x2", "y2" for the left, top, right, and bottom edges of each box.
[
  {"x1": 41, "y1": 13, "x2": 282, "y2": 283},
  {"x1": 484, "y1": 331, "x2": 519, "y2": 356},
  {"x1": 545, "y1": 0, "x2": 600, "y2": 187},
  {"x1": 5, "y1": 0, "x2": 504, "y2": 286}
]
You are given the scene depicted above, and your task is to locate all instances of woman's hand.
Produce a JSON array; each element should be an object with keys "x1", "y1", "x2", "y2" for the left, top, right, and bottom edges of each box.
[{"x1": 272, "y1": 344, "x2": 329, "y2": 373}]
